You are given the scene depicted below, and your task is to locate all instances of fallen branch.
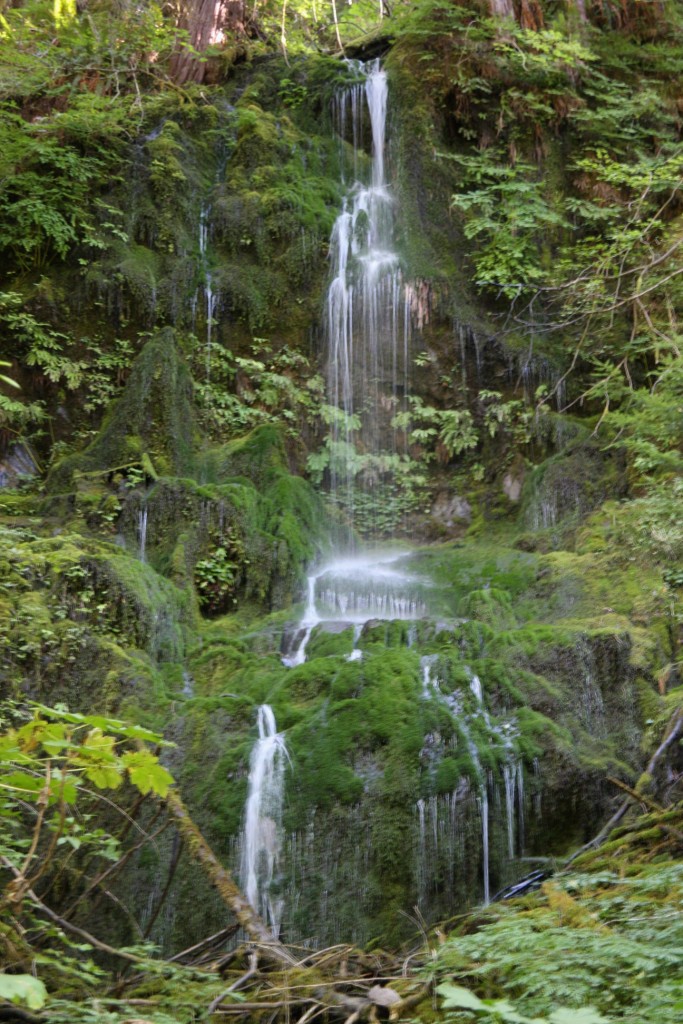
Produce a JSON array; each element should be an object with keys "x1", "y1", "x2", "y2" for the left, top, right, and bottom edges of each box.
[
  {"x1": 169, "y1": 924, "x2": 240, "y2": 963},
  {"x1": 163, "y1": 789, "x2": 296, "y2": 965},
  {"x1": 606, "y1": 777, "x2": 683, "y2": 844},
  {"x1": 565, "y1": 710, "x2": 683, "y2": 866}
]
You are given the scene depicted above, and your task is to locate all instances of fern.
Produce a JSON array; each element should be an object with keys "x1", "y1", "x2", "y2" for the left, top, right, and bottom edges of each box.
[{"x1": 434, "y1": 865, "x2": 683, "y2": 1023}]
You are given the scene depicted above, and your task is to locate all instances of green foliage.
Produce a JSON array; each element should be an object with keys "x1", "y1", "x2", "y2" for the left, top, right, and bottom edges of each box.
[
  {"x1": 433, "y1": 864, "x2": 683, "y2": 1024},
  {"x1": 437, "y1": 982, "x2": 609, "y2": 1023},
  {"x1": 0, "y1": 0, "x2": 182, "y2": 103},
  {"x1": 0, "y1": 705, "x2": 174, "y2": 994},
  {"x1": 0, "y1": 109, "x2": 114, "y2": 267},
  {"x1": 0, "y1": 704, "x2": 173, "y2": 802},
  {"x1": 0, "y1": 291, "x2": 83, "y2": 385},
  {"x1": 194, "y1": 528, "x2": 245, "y2": 615},
  {"x1": 196, "y1": 342, "x2": 324, "y2": 442},
  {"x1": 0, "y1": 975, "x2": 48, "y2": 1010},
  {"x1": 448, "y1": 150, "x2": 569, "y2": 296}
]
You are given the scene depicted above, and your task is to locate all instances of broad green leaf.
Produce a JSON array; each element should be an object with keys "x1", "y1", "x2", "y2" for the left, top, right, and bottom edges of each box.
[
  {"x1": 83, "y1": 763, "x2": 123, "y2": 789},
  {"x1": 548, "y1": 1010, "x2": 611, "y2": 1024},
  {"x1": 483, "y1": 999, "x2": 539, "y2": 1023},
  {"x1": 0, "y1": 732, "x2": 31, "y2": 763},
  {"x1": 35, "y1": 722, "x2": 67, "y2": 754},
  {"x1": 437, "y1": 983, "x2": 486, "y2": 1011},
  {"x1": 0, "y1": 974, "x2": 48, "y2": 1009},
  {"x1": 0, "y1": 771, "x2": 45, "y2": 797},
  {"x1": 121, "y1": 750, "x2": 173, "y2": 796},
  {"x1": 81, "y1": 727, "x2": 117, "y2": 760},
  {"x1": 120, "y1": 723, "x2": 167, "y2": 744}
]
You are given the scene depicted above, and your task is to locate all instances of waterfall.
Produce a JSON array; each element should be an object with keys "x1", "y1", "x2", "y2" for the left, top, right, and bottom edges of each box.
[
  {"x1": 281, "y1": 575, "x2": 320, "y2": 668},
  {"x1": 421, "y1": 654, "x2": 438, "y2": 697},
  {"x1": 281, "y1": 550, "x2": 428, "y2": 666},
  {"x1": 467, "y1": 669, "x2": 490, "y2": 901},
  {"x1": 199, "y1": 203, "x2": 217, "y2": 381},
  {"x1": 516, "y1": 760, "x2": 525, "y2": 851},
  {"x1": 503, "y1": 763, "x2": 516, "y2": 859},
  {"x1": 347, "y1": 623, "x2": 363, "y2": 662},
  {"x1": 241, "y1": 705, "x2": 289, "y2": 935},
  {"x1": 138, "y1": 506, "x2": 148, "y2": 562},
  {"x1": 325, "y1": 60, "x2": 412, "y2": 524}
]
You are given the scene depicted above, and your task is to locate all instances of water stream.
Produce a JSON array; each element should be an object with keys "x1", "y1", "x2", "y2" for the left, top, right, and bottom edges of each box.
[
  {"x1": 199, "y1": 203, "x2": 217, "y2": 381},
  {"x1": 138, "y1": 505, "x2": 148, "y2": 562},
  {"x1": 249, "y1": 60, "x2": 525, "y2": 936},
  {"x1": 241, "y1": 705, "x2": 289, "y2": 936},
  {"x1": 325, "y1": 59, "x2": 412, "y2": 521}
]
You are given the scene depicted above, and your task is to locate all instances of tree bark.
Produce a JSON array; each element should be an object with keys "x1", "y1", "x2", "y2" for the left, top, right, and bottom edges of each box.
[
  {"x1": 488, "y1": 0, "x2": 515, "y2": 17},
  {"x1": 169, "y1": 0, "x2": 248, "y2": 85}
]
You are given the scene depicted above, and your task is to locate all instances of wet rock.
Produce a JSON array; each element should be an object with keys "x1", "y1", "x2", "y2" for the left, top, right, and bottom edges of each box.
[
  {"x1": 431, "y1": 491, "x2": 472, "y2": 532},
  {"x1": 0, "y1": 443, "x2": 38, "y2": 487},
  {"x1": 502, "y1": 457, "x2": 525, "y2": 502}
]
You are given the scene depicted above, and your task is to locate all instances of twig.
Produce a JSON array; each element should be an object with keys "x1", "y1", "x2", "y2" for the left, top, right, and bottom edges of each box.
[
  {"x1": 143, "y1": 831, "x2": 182, "y2": 938},
  {"x1": 61, "y1": 814, "x2": 168, "y2": 921},
  {"x1": 169, "y1": 924, "x2": 240, "y2": 963},
  {"x1": 208, "y1": 951, "x2": 259, "y2": 1013},
  {"x1": 606, "y1": 777, "x2": 683, "y2": 843},
  {"x1": 0, "y1": 856, "x2": 146, "y2": 964},
  {"x1": 565, "y1": 711, "x2": 683, "y2": 866}
]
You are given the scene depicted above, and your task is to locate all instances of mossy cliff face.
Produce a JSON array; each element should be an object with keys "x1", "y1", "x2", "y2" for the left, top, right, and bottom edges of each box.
[
  {"x1": 156, "y1": 536, "x2": 669, "y2": 949},
  {"x1": 1, "y1": 35, "x2": 680, "y2": 961}
]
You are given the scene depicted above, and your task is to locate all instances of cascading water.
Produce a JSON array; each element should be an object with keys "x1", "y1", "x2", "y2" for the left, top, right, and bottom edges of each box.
[
  {"x1": 418, "y1": 657, "x2": 531, "y2": 907},
  {"x1": 325, "y1": 60, "x2": 412, "y2": 521},
  {"x1": 241, "y1": 705, "x2": 289, "y2": 936},
  {"x1": 282, "y1": 61, "x2": 429, "y2": 667},
  {"x1": 277, "y1": 61, "x2": 531, "y2": 933},
  {"x1": 282, "y1": 550, "x2": 429, "y2": 666},
  {"x1": 198, "y1": 203, "x2": 217, "y2": 381},
  {"x1": 138, "y1": 506, "x2": 148, "y2": 562}
]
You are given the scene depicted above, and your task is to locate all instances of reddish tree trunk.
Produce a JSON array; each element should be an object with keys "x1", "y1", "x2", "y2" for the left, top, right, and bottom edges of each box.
[
  {"x1": 519, "y1": 0, "x2": 544, "y2": 28},
  {"x1": 169, "y1": 0, "x2": 248, "y2": 85}
]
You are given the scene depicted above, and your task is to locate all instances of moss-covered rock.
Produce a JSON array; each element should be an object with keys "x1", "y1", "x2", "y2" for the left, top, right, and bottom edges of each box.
[{"x1": 47, "y1": 329, "x2": 196, "y2": 493}]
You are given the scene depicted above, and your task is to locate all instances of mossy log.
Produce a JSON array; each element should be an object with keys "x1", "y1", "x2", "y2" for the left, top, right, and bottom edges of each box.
[{"x1": 163, "y1": 789, "x2": 296, "y2": 965}]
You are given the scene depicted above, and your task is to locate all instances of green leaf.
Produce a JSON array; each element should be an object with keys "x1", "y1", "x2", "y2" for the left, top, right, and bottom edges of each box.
[
  {"x1": 36, "y1": 722, "x2": 67, "y2": 755},
  {"x1": 81, "y1": 727, "x2": 117, "y2": 760},
  {"x1": 548, "y1": 1010, "x2": 611, "y2": 1024},
  {"x1": 0, "y1": 771, "x2": 45, "y2": 797},
  {"x1": 83, "y1": 763, "x2": 123, "y2": 789},
  {"x1": 0, "y1": 974, "x2": 48, "y2": 1009},
  {"x1": 121, "y1": 750, "x2": 173, "y2": 797},
  {"x1": 437, "y1": 983, "x2": 486, "y2": 1011}
]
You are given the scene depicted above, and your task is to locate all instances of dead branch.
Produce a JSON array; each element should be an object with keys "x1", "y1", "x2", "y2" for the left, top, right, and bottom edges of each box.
[
  {"x1": 565, "y1": 711, "x2": 683, "y2": 866},
  {"x1": 163, "y1": 789, "x2": 296, "y2": 965},
  {"x1": 208, "y1": 951, "x2": 259, "y2": 1013},
  {"x1": 169, "y1": 924, "x2": 240, "y2": 963}
]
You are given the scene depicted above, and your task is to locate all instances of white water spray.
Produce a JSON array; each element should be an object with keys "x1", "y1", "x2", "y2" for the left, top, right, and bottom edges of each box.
[{"x1": 282, "y1": 550, "x2": 428, "y2": 666}]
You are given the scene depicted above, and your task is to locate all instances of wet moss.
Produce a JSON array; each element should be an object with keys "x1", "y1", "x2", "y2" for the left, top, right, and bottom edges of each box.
[{"x1": 47, "y1": 329, "x2": 197, "y2": 493}]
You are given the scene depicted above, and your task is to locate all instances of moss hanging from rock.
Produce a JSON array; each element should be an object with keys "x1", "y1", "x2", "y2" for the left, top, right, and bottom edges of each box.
[{"x1": 47, "y1": 329, "x2": 197, "y2": 493}]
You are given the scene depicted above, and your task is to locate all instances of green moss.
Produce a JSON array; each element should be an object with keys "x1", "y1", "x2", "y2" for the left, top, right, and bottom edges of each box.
[
  {"x1": 460, "y1": 587, "x2": 516, "y2": 628},
  {"x1": 47, "y1": 330, "x2": 197, "y2": 493}
]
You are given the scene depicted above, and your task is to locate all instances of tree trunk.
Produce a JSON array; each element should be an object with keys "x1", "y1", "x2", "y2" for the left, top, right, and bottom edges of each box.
[
  {"x1": 169, "y1": 0, "x2": 248, "y2": 85},
  {"x1": 519, "y1": 0, "x2": 544, "y2": 29},
  {"x1": 488, "y1": 0, "x2": 515, "y2": 16}
]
